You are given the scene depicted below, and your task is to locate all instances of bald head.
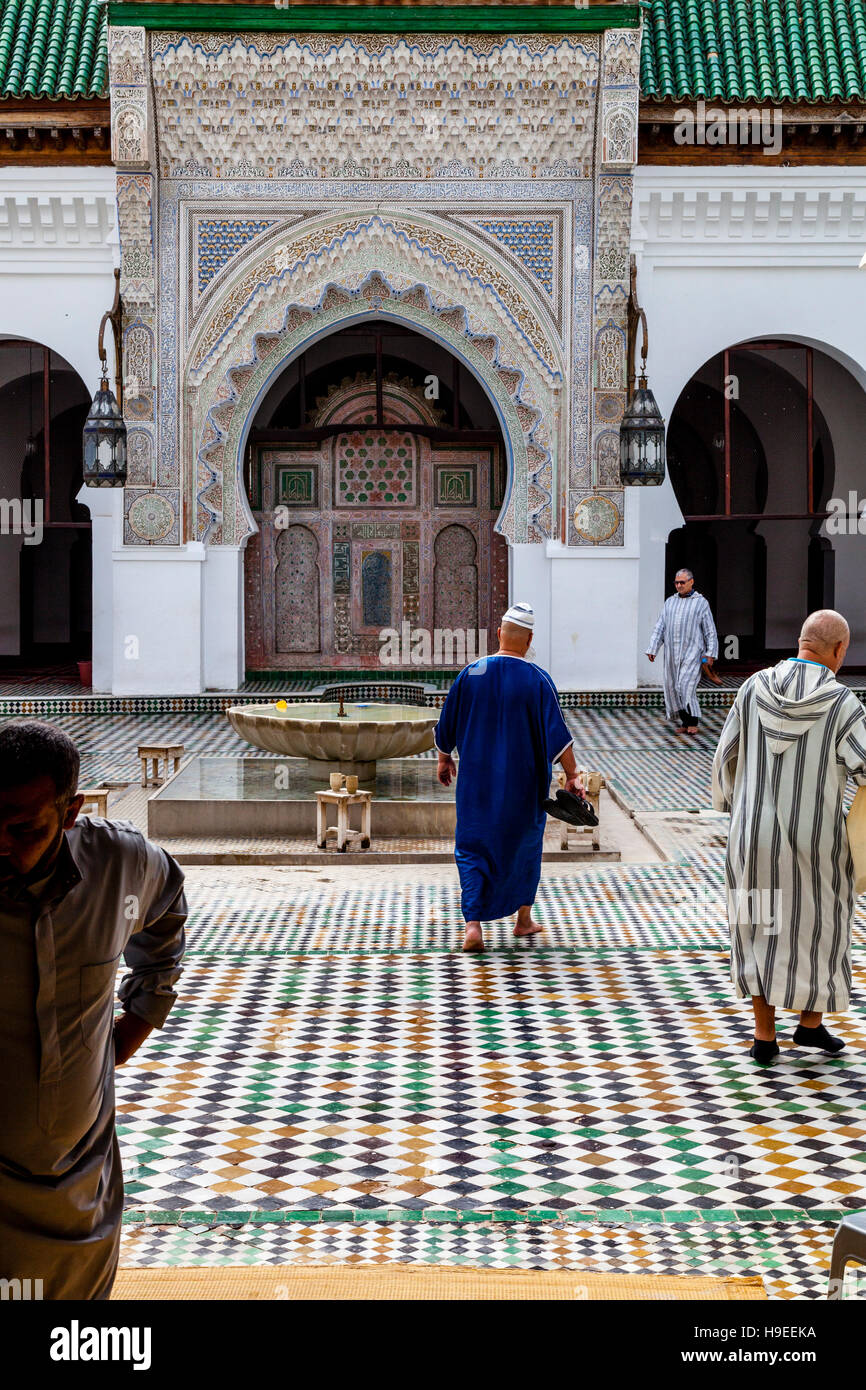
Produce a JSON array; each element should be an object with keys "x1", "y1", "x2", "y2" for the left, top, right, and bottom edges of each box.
[
  {"x1": 798, "y1": 609, "x2": 850, "y2": 672},
  {"x1": 498, "y1": 620, "x2": 533, "y2": 655}
]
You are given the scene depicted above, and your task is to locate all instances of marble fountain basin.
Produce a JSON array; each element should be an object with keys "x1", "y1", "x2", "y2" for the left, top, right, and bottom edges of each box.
[{"x1": 226, "y1": 701, "x2": 437, "y2": 780}]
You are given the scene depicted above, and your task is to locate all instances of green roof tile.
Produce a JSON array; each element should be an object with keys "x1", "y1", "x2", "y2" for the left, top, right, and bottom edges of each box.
[
  {"x1": 641, "y1": 0, "x2": 866, "y2": 103},
  {"x1": 0, "y1": 0, "x2": 106, "y2": 99}
]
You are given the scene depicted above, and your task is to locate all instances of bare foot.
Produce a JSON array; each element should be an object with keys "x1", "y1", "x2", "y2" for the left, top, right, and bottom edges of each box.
[
  {"x1": 514, "y1": 910, "x2": 543, "y2": 939},
  {"x1": 462, "y1": 924, "x2": 484, "y2": 953},
  {"x1": 686, "y1": 726, "x2": 699, "y2": 735}
]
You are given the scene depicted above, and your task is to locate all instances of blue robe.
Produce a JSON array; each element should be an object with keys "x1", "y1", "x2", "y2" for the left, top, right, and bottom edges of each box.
[{"x1": 434, "y1": 654, "x2": 572, "y2": 923}]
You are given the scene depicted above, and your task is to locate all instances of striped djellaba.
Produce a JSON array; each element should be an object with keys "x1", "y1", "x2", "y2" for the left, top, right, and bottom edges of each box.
[
  {"x1": 712, "y1": 658, "x2": 866, "y2": 1013},
  {"x1": 647, "y1": 590, "x2": 718, "y2": 722}
]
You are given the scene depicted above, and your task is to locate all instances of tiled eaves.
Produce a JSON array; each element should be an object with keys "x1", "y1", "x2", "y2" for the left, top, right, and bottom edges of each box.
[
  {"x1": 641, "y1": 0, "x2": 866, "y2": 105},
  {"x1": 0, "y1": 0, "x2": 107, "y2": 100}
]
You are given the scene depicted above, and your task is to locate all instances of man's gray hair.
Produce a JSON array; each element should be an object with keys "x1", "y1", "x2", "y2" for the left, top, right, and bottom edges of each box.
[{"x1": 675, "y1": 568, "x2": 694, "y2": 581}]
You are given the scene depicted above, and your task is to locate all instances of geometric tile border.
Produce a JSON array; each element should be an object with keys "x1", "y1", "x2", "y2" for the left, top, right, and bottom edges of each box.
[{"x1": 118, "y1": 1218, "x2": 847, "y2": 1300}]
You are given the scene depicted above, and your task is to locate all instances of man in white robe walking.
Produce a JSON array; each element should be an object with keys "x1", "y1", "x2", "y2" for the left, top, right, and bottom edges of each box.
[
  {"x1": 647, "y1": 569, "x2": 718, "y2": 735},
  {"x1": 712, "y1": 610, "x2": 866, "y2": 1063}
]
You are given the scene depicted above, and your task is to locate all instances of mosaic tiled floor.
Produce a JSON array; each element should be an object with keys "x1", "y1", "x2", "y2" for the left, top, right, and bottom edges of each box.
[
  {"x1": 176, "y1": 866, "x2": 726, "y2": 954},
  {"x1": 173, "y1": 867, "x2": 866, "y2": 954},
  {"x1": 632, "y1": 811, "x2": 730, "y2": 862},
  {"x1": 116, "y1": 947, "x2": 866, "y2": 1218}
]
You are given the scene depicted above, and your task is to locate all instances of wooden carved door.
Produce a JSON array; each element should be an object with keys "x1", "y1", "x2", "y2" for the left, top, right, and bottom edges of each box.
[{"x1": 244, "y1": 376, "x2": 508, "y2": 671}]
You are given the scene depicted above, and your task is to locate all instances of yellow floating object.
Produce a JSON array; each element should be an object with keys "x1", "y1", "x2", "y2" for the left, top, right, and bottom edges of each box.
[{"x1": 275, "y1": 699, "x2": 288, "y2": 711}]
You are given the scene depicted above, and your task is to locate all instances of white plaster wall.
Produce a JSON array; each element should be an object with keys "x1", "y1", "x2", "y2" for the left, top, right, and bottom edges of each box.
[
  {"x1": 543, "y1": 490, "x2": 642, "y2": 690},
  {"x1": 0, "y1": 169, "x2": 117, "y2": 389},
  {"x1": 507, "y1": 537, "x2": 640, "y2": 690},
  {"x1": 631, "y1": 166, "x2": 866, "y2": 682},
  {"x1": 202, "y1": 545, "x2": 246, "y2": 690},
  {"x1": 78, "y1": 486, "x2": 120, "y2": 693},
  {"x1": 510, "y1": 542, "x2": 552, "y2": 673},
  {"x1": 110, "y1": 546, "x2": 205, "y2": 695}
]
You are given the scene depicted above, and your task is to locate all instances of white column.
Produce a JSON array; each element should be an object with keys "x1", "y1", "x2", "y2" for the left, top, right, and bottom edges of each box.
[
  {"x1": 110, "y1": 542, "x2": 205, "y2": 694},
  {"x1": 545, "y1": 491, "x2": 642, "y2": 690},
  {"x1": 509, "y1": 542, "x2": 552, "y2": 671},
  {"x1": 202, "y1": 544, "x2": 245, "y2": 690},
  {"x1": 636, "y1": 483, "x2": 682, "y2": 688},
  {"x1": 76, "y1": 485, "x2": 122, "y2": 692}
]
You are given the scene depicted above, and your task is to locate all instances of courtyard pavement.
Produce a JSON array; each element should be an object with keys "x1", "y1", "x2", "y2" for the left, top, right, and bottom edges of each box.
[{"x1": 5, "y1": 695, "x2": 866, "y2": 1296}]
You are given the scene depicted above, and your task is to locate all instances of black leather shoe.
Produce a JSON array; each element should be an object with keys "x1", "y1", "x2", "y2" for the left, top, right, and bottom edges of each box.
[
  {"x1": 793, "y1": 1024, "x2": 845, "y2": 1054},
  {"x1": 749, "y1": 1038, "x2": 779, "y2": 1065}
]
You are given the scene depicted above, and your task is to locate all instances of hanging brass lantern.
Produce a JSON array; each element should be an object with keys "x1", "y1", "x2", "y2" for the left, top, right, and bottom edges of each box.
[
  {"x1": 619, "y1": 375, "x2": 666, "y2": 486},
  {"x1": 83, "y1": 372, "x2": 127, "y2": 486},
  {"x1": 620, "y1": 257, "x2": 666, "y2": 486},
  {"x1": 83, "y1": 269, "x2": 127, "y2": 487}
]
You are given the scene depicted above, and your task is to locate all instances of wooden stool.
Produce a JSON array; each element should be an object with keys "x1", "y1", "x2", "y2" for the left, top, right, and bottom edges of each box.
[
  {"x1": 315, "y1": 788, "x2": 372, "y2": 852},
  {"x1": 554, "y1": 770, "x2": 603, "y2": 851},
  {"x1": 138, "y1": 744, "x2": 184, "y2": 787},
  {"x1": 79, "y1": 786, "x2": 109, "y2": 817}
]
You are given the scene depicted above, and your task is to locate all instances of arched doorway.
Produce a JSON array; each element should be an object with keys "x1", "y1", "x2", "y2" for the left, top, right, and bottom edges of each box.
[
  {"x1": 242, "y1": 321, "x2": 509, "y2": 672},
  {"x1": 0, "y1": 340, "x2": 92, "y2": 673},
  {"x1": 665, "y1": 339, "x2": 866, "y2": 665}
]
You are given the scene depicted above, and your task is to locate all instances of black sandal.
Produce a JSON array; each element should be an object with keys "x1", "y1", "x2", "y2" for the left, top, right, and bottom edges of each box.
[{"x1": 543, "y1": 788, "x2": 599, "y2": 828}]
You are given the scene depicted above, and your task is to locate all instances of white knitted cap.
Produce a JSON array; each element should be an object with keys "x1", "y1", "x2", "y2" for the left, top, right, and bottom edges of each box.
[{"x1": 501, "y1": 602, "x2": 535, "y2": 631}]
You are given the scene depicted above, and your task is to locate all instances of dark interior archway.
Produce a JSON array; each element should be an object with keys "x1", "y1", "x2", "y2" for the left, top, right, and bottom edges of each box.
[
  {"x1": 666, "y1": 341, "x2": 838, "y2": 666},
  {"x1": 0, "y1": 341, "x2": 92, "y2": 676}
]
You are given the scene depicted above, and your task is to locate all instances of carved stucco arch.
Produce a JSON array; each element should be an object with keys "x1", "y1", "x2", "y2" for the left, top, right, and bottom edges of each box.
[
  {"x1": 187, "y1": 219, "x2": 565, "y2": 546},
  {"x1": 187, "y1": 208, "x2": 563, "y2": 383}
]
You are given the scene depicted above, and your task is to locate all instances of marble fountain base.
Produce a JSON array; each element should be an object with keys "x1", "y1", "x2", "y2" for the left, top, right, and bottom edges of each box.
[{"x1": 147, "y1": 755, "x2": 456, "y2": 840}]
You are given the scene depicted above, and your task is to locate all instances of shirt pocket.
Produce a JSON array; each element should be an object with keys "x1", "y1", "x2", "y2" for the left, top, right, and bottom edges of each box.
[{"x1": 79, "y1": 956, "x2": 121, "y2": 1055}]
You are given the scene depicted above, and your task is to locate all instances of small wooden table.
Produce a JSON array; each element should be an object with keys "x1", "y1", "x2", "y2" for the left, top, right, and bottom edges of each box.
[
  {"x1": 79, "y1": 786, "x2": 109, "y2": 817},
  {"x1": 315, "y1": 788, "x2": 372, "y2": 852},
  {"x1": 138, "y1": 744, "x2": 184, "y2": 787}
]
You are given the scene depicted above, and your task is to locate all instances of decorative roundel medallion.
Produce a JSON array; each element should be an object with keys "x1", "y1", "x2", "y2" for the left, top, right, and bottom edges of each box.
[
  {"x1": 573, "y1": 494, "x2": 620, "y2": 543},
  {"x1": 127, "y1": 493, "x2": 175, "y2": 542},
  {"x1": 595, "y1": 392, "x2": 625, "y2": 423}
]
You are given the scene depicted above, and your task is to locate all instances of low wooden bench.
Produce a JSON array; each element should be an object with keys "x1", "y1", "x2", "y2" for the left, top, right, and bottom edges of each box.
[
  {"x1": 138, "y1": 744, "x2": 184, "y2": 787},
  {"x1": 79, "y1": 786, "x2": 109, "y2": 817},
  {"x1": 315, "y1": 788, "x2": 373, "y2": 852}
]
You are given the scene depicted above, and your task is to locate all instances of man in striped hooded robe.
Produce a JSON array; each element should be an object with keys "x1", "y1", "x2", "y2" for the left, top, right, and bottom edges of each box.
[
  {"x1": 647, "y1": 569, "x2": 719, "y2": 735},
  {"x1": 711, "y1": 610, "x2": 866, "y2": 1063}
]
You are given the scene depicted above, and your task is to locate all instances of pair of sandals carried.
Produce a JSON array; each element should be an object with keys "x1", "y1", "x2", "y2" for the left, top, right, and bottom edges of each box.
[{"x1": 543, "y1": 787, "x2": 599, "y2": 828}]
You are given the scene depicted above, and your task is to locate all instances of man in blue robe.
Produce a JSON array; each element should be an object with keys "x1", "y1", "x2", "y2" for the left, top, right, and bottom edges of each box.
[{"x1": 434, "y1": 602, "x2": 580, "y2": 952}]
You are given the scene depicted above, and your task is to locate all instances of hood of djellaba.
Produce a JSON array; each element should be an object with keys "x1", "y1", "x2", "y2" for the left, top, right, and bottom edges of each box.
[{"x1": 754, "y1": 658, "x2": 843, "y2": 756}]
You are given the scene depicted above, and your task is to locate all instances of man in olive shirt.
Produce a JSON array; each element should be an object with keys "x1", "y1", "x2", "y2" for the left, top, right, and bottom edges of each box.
[{"x1": 0, "y1": 721, "x2": 187, "y2": 1299}]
